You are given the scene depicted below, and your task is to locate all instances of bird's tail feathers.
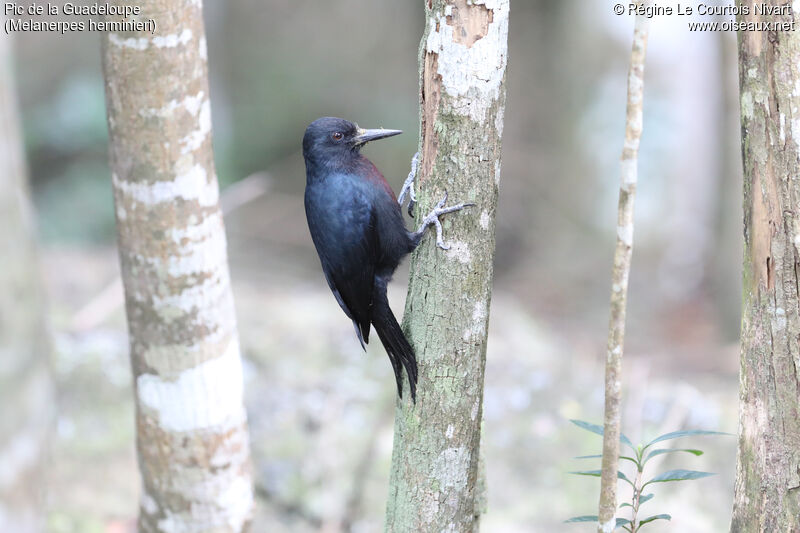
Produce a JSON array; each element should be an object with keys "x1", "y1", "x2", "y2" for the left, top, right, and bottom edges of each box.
[{"x1": 371, "y1": 289, "x2": 418, "y2": 401}]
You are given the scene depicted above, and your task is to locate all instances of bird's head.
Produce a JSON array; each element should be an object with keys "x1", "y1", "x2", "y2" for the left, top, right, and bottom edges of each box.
[{"x1": 302, "y1": 117, "x2": 402, "y2": 168}]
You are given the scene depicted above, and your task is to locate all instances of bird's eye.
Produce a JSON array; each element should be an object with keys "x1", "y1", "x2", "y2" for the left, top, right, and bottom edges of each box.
[{"x1": 331, "y1": 132, "x2": 344, "y2": 141}]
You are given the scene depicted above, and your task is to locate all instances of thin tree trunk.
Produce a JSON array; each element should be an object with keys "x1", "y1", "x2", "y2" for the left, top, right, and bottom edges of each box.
[
  {"x1": 384, "y1": 1, "x2": 508, "y2": 531},
  {"x1": 0, "y1": 16, "x2": 54, "y2": 533},
  {"x1": 101, "y1": 3, "x2": 253, "y2": 531},
  {"x1": 731, "y1": 3, "x2": 800, "y2": 530},
  {"x1": 597, "y1": 6, "x2": 650, "y2": 532}
]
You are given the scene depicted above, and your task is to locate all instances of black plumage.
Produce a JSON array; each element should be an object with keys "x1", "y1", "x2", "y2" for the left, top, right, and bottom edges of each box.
[
  {"x1": 303, "y1": 116, "x2": 471, "y2": 401},
  {"x1": 303, "y1": 117, "x2": 419, "y2": 400}
]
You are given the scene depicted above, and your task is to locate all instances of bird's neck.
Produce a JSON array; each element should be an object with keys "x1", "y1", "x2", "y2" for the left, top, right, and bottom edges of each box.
[{"x1": 304, "y1": 150, "x2": 367, "y2": 181}]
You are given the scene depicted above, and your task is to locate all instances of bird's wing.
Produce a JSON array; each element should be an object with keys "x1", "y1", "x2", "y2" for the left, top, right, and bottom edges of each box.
[{"x1": 307, "y1": 183, "x2": 378, "y2": 346}]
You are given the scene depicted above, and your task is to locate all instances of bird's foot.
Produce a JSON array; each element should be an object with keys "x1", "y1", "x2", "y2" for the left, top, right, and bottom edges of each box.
[
  {"x1": 413, "y1": 191, "x2": 475, "y2": 250},
  {"x1": 398, "y1": 152, "x2": 419, "y2": 217}
]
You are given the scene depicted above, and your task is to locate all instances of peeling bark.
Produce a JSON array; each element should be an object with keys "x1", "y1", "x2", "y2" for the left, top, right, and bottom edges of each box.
[
  {"x1": 731, "y1": 2, "x2": 800, "y2": 531},
  {"x1": 101, "y1": 2, "x2": 253, "y2": 531},
  {"x1": 384, "y1": 1, "x2": 508, "y2": 532},
  {"x1": 0, "y1": 16, "x2": 54, "y2": 533},
  {"x1": 598, "y1": 6, "x2": 650, "y2": 531}
]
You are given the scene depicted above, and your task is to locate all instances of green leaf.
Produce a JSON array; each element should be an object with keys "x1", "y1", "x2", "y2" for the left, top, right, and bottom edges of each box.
[
  {"x1": 619, "y1": 502, "x2": 632, "y2": 508},
  {"x1": 565, "y1": 515, "x2": 597, "y2": 523},
  {"x1": 565, "y1": 516, "x2": 630, "y2": 530},
  {"x1": 569, "y1": 419, "x2": 635, "y2": 449},
  {"x1": 569, "y1": 470, "x2": 634, "y2": 486},
  {"x1": 644, "y1": 430, "x2": 729, "y2": 449},
  {"x1": 569, "y1": 469, "x2": 601, "y2": 477},
  {"x1": 639, "y1": 514, "x2": 672, "y2": 525},
  {"x1": 575, "y1": 454, "x2": 638, "y2": 467},
  {"x1": 643, "y1": 469, "x2": 715, "y2": 487},
  {"x1": 645, "y1": 448, "x2": 704, "y2": 461}
]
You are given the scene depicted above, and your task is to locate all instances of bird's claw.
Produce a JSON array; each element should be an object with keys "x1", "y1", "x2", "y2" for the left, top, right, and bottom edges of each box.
[
  {"x1": 416, "y1": 191, "x2": 475, "y2": 250},
  {"x1": 398, "y1": 152, "x2": 419, "y2": 216}
]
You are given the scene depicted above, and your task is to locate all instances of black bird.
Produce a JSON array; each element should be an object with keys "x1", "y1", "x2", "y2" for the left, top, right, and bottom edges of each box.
[{"x1": 302, "y1": 117, "x2": 471, "y2": 401}]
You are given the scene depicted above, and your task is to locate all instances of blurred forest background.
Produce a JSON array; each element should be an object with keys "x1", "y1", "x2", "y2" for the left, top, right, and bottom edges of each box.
[{"x1": 11, "y1": 1, "x2": 740, "y2": 532}]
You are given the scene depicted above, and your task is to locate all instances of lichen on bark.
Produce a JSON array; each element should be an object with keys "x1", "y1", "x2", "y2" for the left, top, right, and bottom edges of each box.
[
  {"x1": 384, "y1": 1, "x2": 509, "y2": 532},
  {"x1": 101, "y1": 1, "x2": 253, "y2": 531},
  {"x1": 731, "y1": 2, "x2": 800, "y2": 531}
]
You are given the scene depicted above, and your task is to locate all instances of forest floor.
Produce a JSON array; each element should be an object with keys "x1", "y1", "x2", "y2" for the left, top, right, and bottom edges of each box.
[{"x1": 41, "y1": 194, "x2": 739, "y2": 533}]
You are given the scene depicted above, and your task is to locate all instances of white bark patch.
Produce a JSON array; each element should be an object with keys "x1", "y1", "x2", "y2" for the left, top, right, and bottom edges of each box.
[
  {"x1": 463, "y1": 301, "x2": 488, "y2": 341},
  {"x1": 792, "y1": 117, "x2": 800, "y2": 149},
  {"x1": 445, "y1": 240, "x2": 472, "y2": 264},
  {"x1": 421, "y1": 495, "x2": 440, "y2": 524},
  {"x1": 780, "y1": 113, "x2": 786, "y2": 144},
  {"x1": 617, "y1": 223, "x2": 634, "y2": 247},
  {"x1": 471, "y1": 398, "x2": 480, "y2": 420},
  {"x1": 479, "y1": 210, "x2": 490, "y2": 230},
  {"x1": 140, "y1": 91, "x2": 205, "y2": 119},
  {"x1": 199, "y1": 36, "x2": 208, "y2": 60},
  {"x1": 495, "y1": 104, "x2": 505, "y2": 138},
  {"x1": 620, "y1": 159, "x2": 637, "y2": 190},
  {"x1": 168, "y1": 210, "x2": 222, "y2": 246},
  {"x1": 793, "y1": 226, "x2": 800, "y2": 254},
  {"x1": 431, "y1": 447, "x2": 471, "y2": 492},
  {"x1": 137, "y1": 337, "x2": 247, "y2": 432},
  {"x1": 140, "y1": 491, "x2": 159, "y2": 515},
  {"x1": 775, "y1": 307, "x2": 787, "y2": 331},
  {"x1": 600, "y1": 518, "x2": 617, "y2": 533},
  {"x1": 741, "y1": 92, "x2": 754, "y2": 120},
  {"x1": 425, "y1": 0, "x2": 509, "y2": 122},
  {"x1": 165, "y1": 221, "x2": 228, "y2": 278},
  {"x1": 112, "y1": 163, "x2": 218, "y2": 207},
  {"x1": 446, "y1": 424, "x2": 455, "y2": 439},
  {"x1": 152, "y1": 29, "x2": 193, "y2": 49},
  {"x1": 179, "y1": 100, "x2": 212, "y2": 154},
  {"x1": 215, "y1": 474, "x2": 255, "y2": 532},
  {"x1": 108, "y1": 33, "x2": 149, "y2": 50},
  {"x1": 109, "y1": 29, "x2": 192, "y2": 50}
]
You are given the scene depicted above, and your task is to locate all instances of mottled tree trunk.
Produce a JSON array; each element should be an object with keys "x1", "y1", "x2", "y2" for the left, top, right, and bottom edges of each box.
[
  {"x1": 0, "y1": 17, "x2": 54, "y2": 533},
  {"x1": 384, "y1": 1, "x2": 508, "y2": 532},
  {"x1": 731, "y1": 3, "x2": 800, "y2": 531},
  {"x1": 598, "y1": 6, "x2": 650, "y2": 532},
  {"x1": 101, "y1": 2, "x2": 253, "y2": 531}
]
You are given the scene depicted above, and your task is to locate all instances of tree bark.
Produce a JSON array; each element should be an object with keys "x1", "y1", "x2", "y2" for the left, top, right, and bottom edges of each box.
[
  {"x1": 384, "y1": 1, "x2": 508, "y2": 532},
  {"x1": 101, "y1": 2, "x2": 253, "y2": 531},
  {"x1": 0, "y1": 16, "x2": 54, "y2": 533},
  {"x1": 731, "y1": 3, "x2": 800, "y2": 531},
  {"x1": 597, "y1": 6, "x2": 650, "y2": 532}
]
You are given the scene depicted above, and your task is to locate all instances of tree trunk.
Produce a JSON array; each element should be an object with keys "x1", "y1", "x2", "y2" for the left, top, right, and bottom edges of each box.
[
  {"x1": 598, "y1": 7, "x2": 650, "y2": 531},
  {"x1": 731, "y1": 3, "x2": 800, "y2": 530},
  {"x1": 101, "y1": 3, "x2": 253, "y2": 531},
  {"x1": 384, "y1": 1, "x2": 508, "y2": 532},
  {"x1": 0, "y1": 16, "x2": 55, "y2": 533}
]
